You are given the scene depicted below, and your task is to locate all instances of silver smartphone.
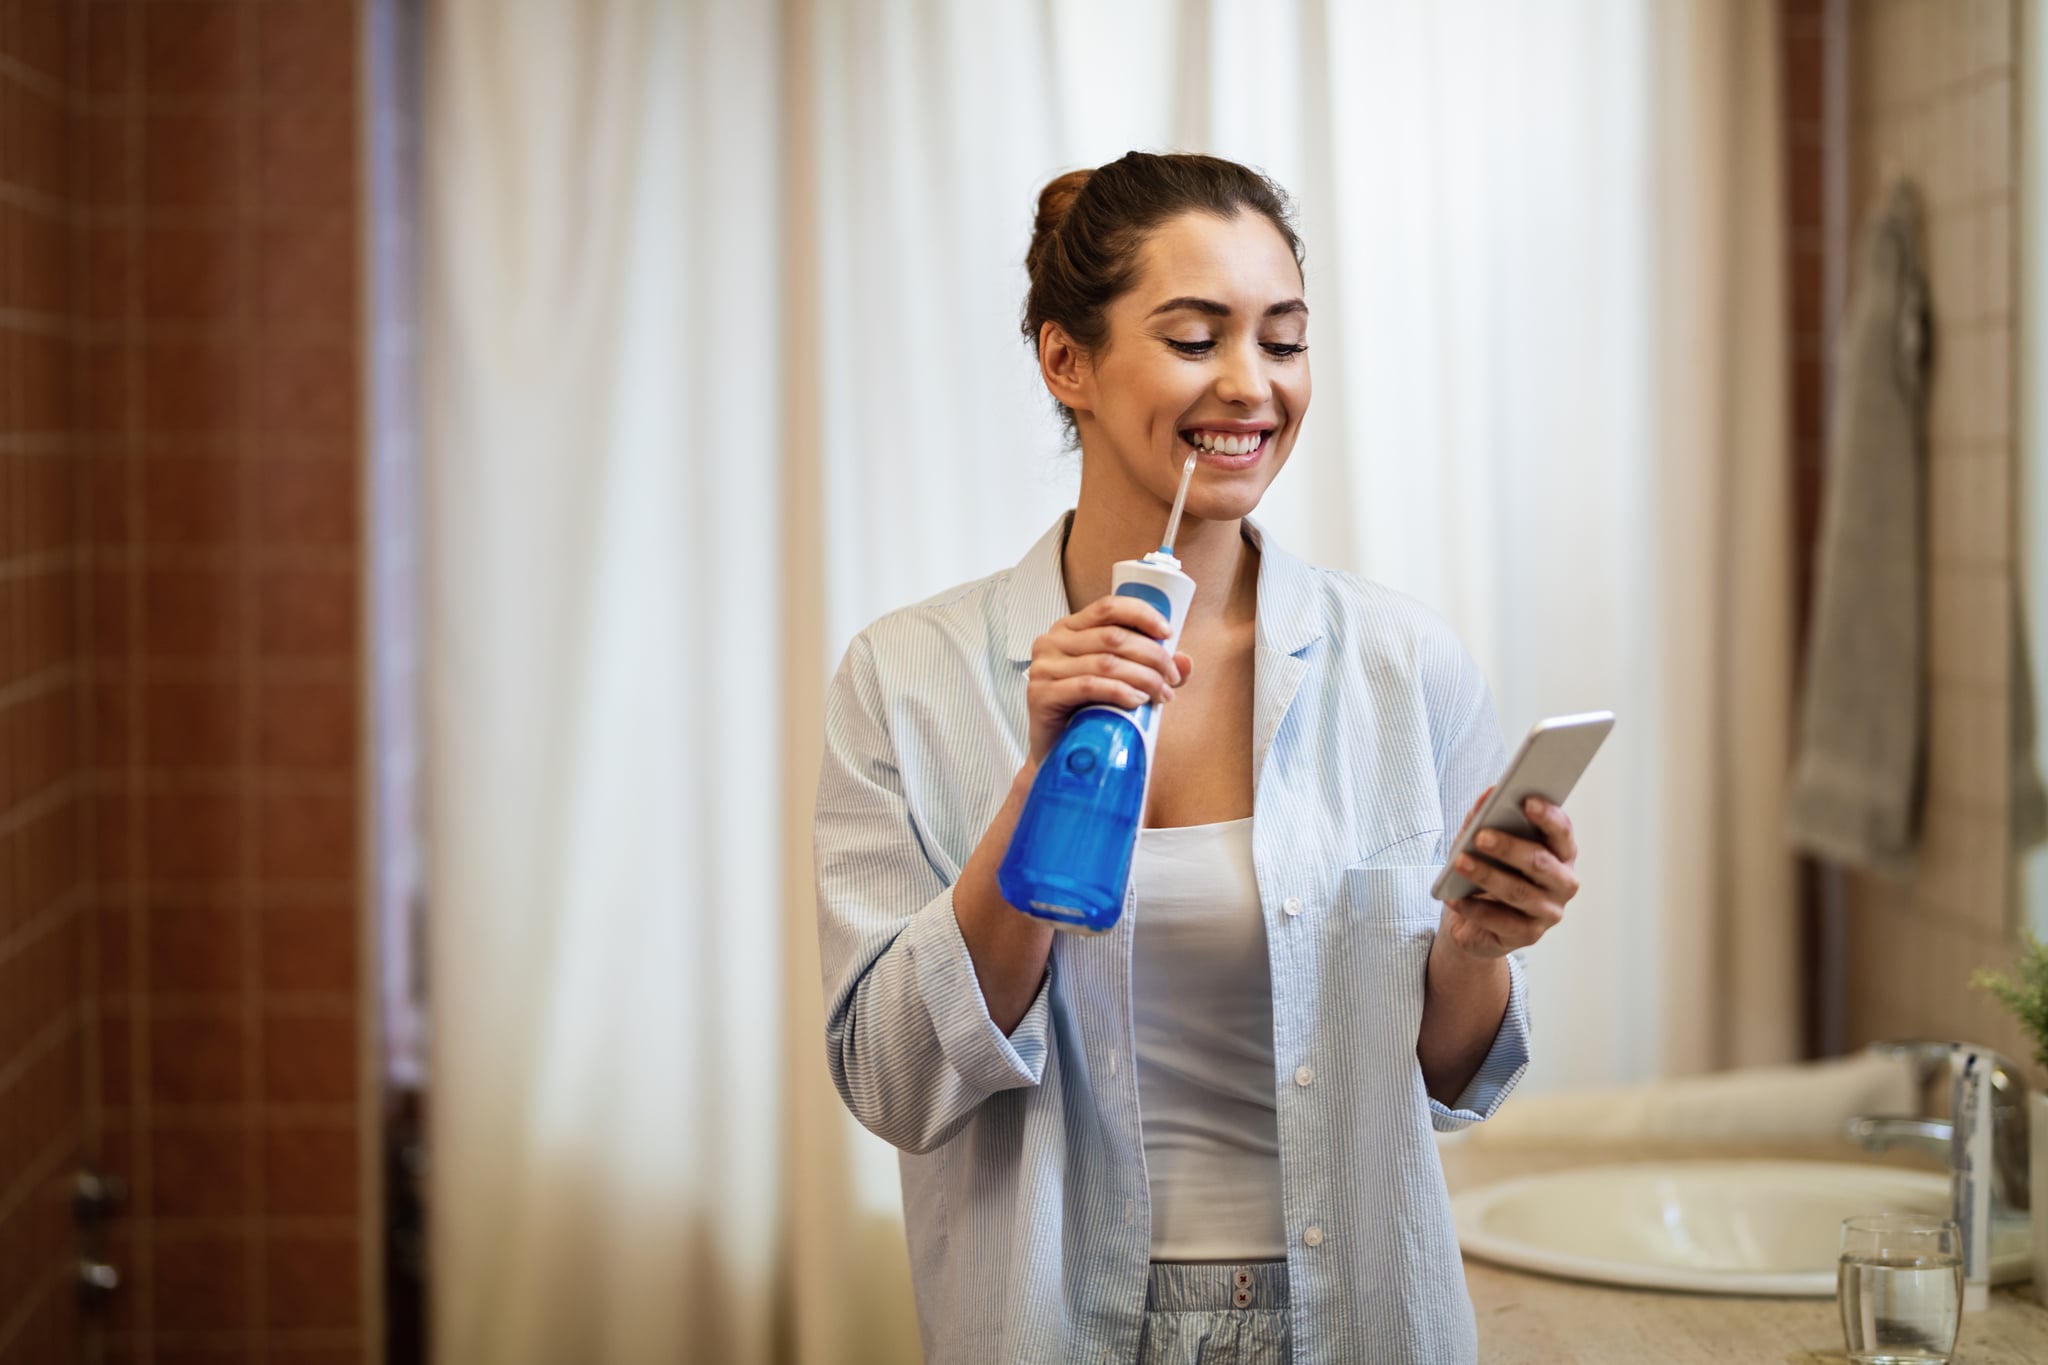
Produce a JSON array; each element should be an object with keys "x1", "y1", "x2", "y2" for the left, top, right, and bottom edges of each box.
[{"x1": 1429, "y1": 710, "x2": 1615, "y2": 902}]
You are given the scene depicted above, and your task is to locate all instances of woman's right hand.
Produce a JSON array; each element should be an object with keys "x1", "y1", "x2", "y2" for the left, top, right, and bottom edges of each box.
[{"x1": 1024, "y1": 595, "x2": 1192, "y2": 764}]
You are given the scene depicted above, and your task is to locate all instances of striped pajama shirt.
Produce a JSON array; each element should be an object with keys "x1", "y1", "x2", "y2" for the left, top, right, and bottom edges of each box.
[{"x1": 814, "y1": 511, "x2": 1528, "y2": 1364}]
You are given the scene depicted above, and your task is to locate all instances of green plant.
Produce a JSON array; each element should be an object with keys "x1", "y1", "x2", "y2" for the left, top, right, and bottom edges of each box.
[{"x1": 1971, "y1": 933, "x2": 2048, "y2": 1075}]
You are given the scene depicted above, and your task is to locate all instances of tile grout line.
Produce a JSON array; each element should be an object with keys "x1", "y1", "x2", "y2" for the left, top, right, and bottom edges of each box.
[
  {"x1": 100, "y1": 1101, "x2": 357, "y2": 1127},
  {"x1": 0, "y1": 768, "x2": 88, "y2": 839}
]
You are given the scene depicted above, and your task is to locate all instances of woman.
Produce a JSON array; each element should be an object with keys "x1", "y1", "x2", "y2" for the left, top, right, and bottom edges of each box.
[{"x1": 814, "y1": 152, "x2": 1580, "y2": 1365}]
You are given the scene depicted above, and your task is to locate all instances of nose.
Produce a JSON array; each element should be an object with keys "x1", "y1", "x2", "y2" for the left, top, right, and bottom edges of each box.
[{"x1": 1214, "y1": 336, "x2": 1272, "y2": 408}]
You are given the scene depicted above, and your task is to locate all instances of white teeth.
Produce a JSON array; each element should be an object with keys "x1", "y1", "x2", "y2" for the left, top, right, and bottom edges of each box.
[{"x1": 1185, "y1": 430, "x2": 1264, "y2": 454}]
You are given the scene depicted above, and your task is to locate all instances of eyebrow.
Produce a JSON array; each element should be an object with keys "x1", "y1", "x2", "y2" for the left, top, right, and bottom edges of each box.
[{"x1": 1147, "y1": 296, "x2": 1309, "y2": 320}]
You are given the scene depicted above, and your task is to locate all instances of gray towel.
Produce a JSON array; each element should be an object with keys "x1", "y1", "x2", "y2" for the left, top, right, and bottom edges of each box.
[
  {"x1": 2012, "y1": 596, "x2": 2047, "y2": 851},
  {"x1": 1787, "y1": 182, "x2": 1931, "y2": 874}
]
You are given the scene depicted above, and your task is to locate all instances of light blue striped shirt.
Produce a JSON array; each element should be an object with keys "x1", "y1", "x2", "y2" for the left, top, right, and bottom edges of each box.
[{"x1": 814, "y1": 512, "x2": 1528, "y2": 1364}]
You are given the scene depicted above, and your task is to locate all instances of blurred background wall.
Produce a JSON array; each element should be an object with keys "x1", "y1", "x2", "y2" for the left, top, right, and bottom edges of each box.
[
  {"x1": 0, "y1": 1, "x2": 381, "y2": 1360},
  {"x1": 0, "y1": 3, "x2": 92, "y2": 1358},
  {"x1": 1831, "y1": 0, "x2": 2038, "y2": 1064}
]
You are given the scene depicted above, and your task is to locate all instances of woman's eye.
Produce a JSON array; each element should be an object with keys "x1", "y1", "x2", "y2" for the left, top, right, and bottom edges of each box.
[{"x1": 1164, "y1": 338, "x2": 1308, "y2": 359}]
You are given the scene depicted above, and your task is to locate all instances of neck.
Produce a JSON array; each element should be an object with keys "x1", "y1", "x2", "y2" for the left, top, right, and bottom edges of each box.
[{"x1": 1061, "y1": 459, "x2": 1259, "y2": 636}]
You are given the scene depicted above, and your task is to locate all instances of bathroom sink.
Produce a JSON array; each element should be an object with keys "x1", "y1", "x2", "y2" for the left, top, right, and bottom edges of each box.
[{"x1": 1451, "y1": 1160, "x2": 2032, "y2": 1296}]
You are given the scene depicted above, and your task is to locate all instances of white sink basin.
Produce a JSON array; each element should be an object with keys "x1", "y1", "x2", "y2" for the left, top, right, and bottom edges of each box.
[{"x1": 1452, "y1": 1160, "x2": 2032, "y2": 1296}]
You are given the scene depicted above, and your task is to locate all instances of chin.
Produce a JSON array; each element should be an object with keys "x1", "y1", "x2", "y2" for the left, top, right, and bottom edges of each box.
[{"x1": 1182, "y1": 483, "x2": 1270, "y2": 526}]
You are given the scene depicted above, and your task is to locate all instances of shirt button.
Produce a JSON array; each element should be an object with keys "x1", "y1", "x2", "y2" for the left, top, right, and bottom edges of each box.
[
  {"x1": 1283, "y1": 896, "x2": 1303, "y2": 917},
  {"x1": 1303, "y1": 1224, "x2": 1324, "y2": 1248},
  {"x1": 1295, "y1": 1065, "x2": 1314, "y2": 1087}
]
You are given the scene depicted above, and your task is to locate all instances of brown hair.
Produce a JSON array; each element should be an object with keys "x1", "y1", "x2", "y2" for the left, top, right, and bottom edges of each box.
[{"x1": 1022, "y1": 152, "x2": 1304, "y2": 436}]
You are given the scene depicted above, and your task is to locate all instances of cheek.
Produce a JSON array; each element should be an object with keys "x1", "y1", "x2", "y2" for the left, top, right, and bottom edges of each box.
[
  {"x1": 1125, "y1": 366, "x2": 1208, "y2": 432},
  {"x1": 1279, "y1": 365, "x2": 1312, "y2": 417},
  {"x1": 1100, "y1": 354, "x2": 1188, "y2": 418}
]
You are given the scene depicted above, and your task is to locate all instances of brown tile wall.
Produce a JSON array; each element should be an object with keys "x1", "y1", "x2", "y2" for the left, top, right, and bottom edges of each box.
[
  {"x1": 76, "y1": 0, "x2": 372, "y2": 1360},
  {"x1": 0, "y1": 2, "x2": 90, "y2": 1361},
  {"x1": 1834, "y1": 0, "x2": 2037, "y2": 1070},
  {"x1": 1780, "y1": 0, "x2": 1837, "y2": 1059},
  {"x1": 1783, "y1": 0, "x2": 1832, "y2": 647}
]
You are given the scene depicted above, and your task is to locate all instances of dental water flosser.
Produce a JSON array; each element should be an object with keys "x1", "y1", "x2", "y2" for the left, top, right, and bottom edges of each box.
[{"x1": 998, "y1": 454, "x2": 1201, "y2": 934}]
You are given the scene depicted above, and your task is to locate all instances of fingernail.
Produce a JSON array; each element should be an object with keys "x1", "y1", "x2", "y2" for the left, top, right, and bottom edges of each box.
[
  {"x1": 1524, "y1": 798, "x2": 1543, "y2": 817},
  {"x1": 1456, "y1": 855, "x2": 1477, "y2": 873},
  {"x1": 1477, "y1": 832, "x2": 1502, "y2": 852}
]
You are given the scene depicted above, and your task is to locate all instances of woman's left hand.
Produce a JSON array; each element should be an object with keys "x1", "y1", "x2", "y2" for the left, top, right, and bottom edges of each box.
[{"x1": 1438, "y1": 785, "x2": 1580, "y2": 959}]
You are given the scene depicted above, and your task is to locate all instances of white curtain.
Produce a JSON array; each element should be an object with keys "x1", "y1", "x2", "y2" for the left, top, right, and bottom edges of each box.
[{"x1": 423, "y1": 3, "x2": 1792, "y2": 1363}]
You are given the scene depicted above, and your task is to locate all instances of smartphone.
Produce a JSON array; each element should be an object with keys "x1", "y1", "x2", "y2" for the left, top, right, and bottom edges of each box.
[{"x1": 1430, "y1": 711, "x2": 1615, "y2": 902}]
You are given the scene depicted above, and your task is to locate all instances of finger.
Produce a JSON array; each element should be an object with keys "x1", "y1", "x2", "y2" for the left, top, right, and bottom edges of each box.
[
  {"x1": 1450, "y1": 852, "x2": 1561, "y2": 926},
  {"x1": 1040, "y1": 673, "x2": 1151, "y2": 712},
  {"x1": 1471, "y1": 828, "x2": 1580, "y2": 901},
  {"x1": 1030, "y1": 652, "x2": 1175, "y2": 703},
  {"x1": 1522, "y1": 797, "x2": 1579, "y2": 864},
  {"x1": 1173, "y1": 651, "x2": 1194, "y2": 684},
  {"x1": 1042, "y1": 637, "x2": 1176, "y2": 692},
  {"x1": 1047, "y1": 625, "x2": 1181, "y2": 685},
  {"x1": 1079, "y1": 594, "x2": 1172, "y2": 641}
]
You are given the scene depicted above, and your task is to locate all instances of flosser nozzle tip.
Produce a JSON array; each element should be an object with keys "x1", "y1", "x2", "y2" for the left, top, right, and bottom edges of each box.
[{"x1": 1159, "y1": 452, "x2": 1200, "y2": 555}]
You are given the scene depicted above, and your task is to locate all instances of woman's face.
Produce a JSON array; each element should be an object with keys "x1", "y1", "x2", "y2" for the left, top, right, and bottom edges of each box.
[{"x1": 1066, "y1": 210, "x2": 1310, "y2": 524}]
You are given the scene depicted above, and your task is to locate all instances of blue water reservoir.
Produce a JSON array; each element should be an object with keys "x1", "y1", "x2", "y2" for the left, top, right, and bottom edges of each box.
[{"x1": 997, "y1": 706, "x2": 1149, "y2": 932}]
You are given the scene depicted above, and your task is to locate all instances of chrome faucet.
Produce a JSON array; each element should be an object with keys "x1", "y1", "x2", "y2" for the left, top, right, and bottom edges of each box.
[{"x1": 1845, "y1": 1039, "x2": 2031, "y2": 1222}]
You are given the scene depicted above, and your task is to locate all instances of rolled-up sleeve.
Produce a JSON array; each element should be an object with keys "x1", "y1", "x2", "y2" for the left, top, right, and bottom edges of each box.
[
  {"x1": 1426, "y1": 636, "x2": 1533, "y2": 1132},
  {"x1": 1428, "y1": 952, "x2": 1530, "y2": 1131},
  {"x1": 815, "y1": 634, "x2": 1051, "y2": 1155}
]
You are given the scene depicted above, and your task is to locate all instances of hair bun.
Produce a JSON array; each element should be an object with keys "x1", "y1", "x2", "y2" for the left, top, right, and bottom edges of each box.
[{"x1": 1026, "y1": 168, "x2": 1092, "y2": 282}]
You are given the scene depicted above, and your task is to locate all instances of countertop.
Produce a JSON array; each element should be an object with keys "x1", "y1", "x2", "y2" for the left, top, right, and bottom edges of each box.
[{"x1": 1442, "y1": 1136, "x2": 2048, "y2": 1363}]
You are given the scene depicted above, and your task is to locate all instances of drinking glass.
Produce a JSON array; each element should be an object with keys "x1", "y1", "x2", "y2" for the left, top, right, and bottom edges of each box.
[{"x1": 1838, "y1": 1215, "x2": 1963, "y2": 1365}]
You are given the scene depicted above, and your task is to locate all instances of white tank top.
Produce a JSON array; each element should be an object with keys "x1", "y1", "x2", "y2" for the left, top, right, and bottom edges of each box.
[{"x1": 1130, "y1": 817, "x2": 1286, "y2": 1261}]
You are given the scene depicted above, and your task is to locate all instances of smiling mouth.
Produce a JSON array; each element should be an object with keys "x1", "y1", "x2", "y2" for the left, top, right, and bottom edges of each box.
[{"x1": 1179, "y1": 427, "x2": 1272, "y2": 456}]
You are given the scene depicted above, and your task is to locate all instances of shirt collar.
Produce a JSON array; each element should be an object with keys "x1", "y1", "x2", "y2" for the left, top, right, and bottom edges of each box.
[{"x1": 1003, "y1": 510, "x2": 1324, "y2": 664}]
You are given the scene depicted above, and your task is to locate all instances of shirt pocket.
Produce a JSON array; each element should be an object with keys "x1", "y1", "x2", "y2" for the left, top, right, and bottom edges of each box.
[
  {"x1": 1333, "y1": 859, "x2": 1444, "y2": 929},
  {"x1": 1329, "y1": 863, "x2": 1441, "y2": 1049}
]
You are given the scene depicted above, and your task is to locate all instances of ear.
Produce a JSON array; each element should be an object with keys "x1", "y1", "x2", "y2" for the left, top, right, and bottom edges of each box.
[{"x1": 1038, "y1": 321, "x2": 1093, "y2": 420}]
